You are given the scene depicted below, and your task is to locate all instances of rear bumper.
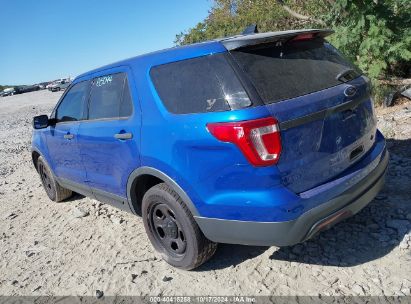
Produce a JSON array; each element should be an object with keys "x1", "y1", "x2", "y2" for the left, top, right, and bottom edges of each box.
[{"x1": 195, "y1": 148, "x2": 389, "y2": 246}]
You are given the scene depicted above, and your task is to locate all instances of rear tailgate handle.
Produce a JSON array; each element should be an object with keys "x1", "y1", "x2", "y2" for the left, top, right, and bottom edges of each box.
[
  {"x1": 64, "y1": 133, "x2": 74, "y2": 140},
  {"x1": 114, "y1": 132, "x2": 133, "y2": 140},
  {"x1": 342, "y1": 108, "x2": 357, "y2": 121}
]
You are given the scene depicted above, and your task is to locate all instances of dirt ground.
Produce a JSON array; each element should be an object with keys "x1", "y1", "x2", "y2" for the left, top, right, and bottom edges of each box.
[{"x1": 0, "y1": 90, "x2": 410, "y2": 297}]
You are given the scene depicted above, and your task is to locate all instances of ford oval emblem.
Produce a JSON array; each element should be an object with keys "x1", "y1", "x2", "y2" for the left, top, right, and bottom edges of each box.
[{"x1": 344, "y1": 86, "x2": 357, "y2": 97}]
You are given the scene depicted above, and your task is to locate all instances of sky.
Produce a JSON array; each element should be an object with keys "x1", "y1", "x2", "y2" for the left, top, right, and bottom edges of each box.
[{"x1": 0, "y1": 0, "x2": 211, "y2": 85}]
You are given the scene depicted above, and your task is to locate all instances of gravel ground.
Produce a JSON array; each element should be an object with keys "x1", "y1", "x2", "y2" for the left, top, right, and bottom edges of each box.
[{"x1": 0, "y1": 90, "x2": 410, "y2": 297}]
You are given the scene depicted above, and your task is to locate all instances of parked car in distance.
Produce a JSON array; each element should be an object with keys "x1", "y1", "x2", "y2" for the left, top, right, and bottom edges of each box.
[
  {"x1": 46, "y1": 82, "x2": 57, "y2": 90},
  {"x1": 15, "y1": 85, "x2": 40, "y2": 94},
  {"x1": 38, "y1": 82, "x2": 49, "y2": 90},
  {"x1": 32, "y1": 28, "x2": 388, "y2": 270},
  {"x1": 46, "y1": 79, "x2": 64, "y2": 90},
  {"x1": 50, "y1": 80, "x2": 71, "y2": 92},
  {"x1": 1, "y1": 87, "x2": 16, "y2": 97}
]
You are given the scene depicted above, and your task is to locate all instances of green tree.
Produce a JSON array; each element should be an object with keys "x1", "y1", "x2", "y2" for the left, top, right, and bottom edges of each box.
[
  {"x1": 175, "y1": 0, "x2": 411, "y2": 81},
  {"x1": 326, "y1": 0, "x2": 411, "y2": 79}
]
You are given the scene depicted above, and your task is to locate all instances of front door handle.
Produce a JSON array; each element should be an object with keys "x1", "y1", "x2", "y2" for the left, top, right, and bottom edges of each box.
[
  {"x1": 114, "y1": 132, "x2": 133, "y2": 140},
  {"x1": 64, "y1": 133, "x2": 74, "y2": 140}
]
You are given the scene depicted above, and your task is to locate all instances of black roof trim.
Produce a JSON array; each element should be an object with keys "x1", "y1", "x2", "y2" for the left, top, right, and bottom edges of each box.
[{"x1": 218, "y1": 28, "x2": 334, "y2": 50}]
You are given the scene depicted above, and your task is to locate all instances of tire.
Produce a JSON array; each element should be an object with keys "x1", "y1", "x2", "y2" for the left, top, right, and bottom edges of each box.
[
  {"x1": 37, "y1": 156, "x2": 72, "y2": 202},
  {"x1": 142, "y1": 183, "x2": 217, "y2": 270}
]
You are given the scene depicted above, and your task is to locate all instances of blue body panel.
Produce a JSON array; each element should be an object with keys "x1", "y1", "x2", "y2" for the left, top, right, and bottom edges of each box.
[
  {"x1": 76, "y1": 66, "x2": 141, "y2": 199},
  {"x1": 32, "y1": 39, "x2": 386, "y2": 225},
  {"x1": 45, "y1": 122, "x2": 87, "y2": 185},
  {"x1": 268, "y1": 76, "x2": 376, "y2": 193},
  {"x1": 133, "y1": 75, "x2": 384, "y2": 221}
]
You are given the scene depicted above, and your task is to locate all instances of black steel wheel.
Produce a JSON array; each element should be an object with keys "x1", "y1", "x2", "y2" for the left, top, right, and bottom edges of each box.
[
  {"x1": 142, "y1": 183, "x2": 217, "y2": 270},
  {"x1": 38, "y1": 160, "x2": 54, "y2": 198},
  {"x1": 149, "y1": 203, "x2": 187, "y2": 257},
  {"x1": 37, "y1": 156, "x2": 72, "y2": 202}
]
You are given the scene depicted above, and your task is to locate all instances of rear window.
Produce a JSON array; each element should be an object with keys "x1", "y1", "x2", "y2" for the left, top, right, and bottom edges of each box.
[
  {"x1": 231, "y1": 38, "x2": 361, "y2": 104},
  {"x1": 150, "y1": 54, "x2": 251, "y2": 114}
]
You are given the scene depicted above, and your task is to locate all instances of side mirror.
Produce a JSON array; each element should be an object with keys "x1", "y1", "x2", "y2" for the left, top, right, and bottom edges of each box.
[{"x1": 33, "y1": 115, "x2": 49, "y2": 129}]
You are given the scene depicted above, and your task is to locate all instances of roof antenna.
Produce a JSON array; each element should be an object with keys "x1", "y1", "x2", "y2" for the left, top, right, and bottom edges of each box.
[{"x1": 242, "y1": 24, "x2": 258, "y2": 35}]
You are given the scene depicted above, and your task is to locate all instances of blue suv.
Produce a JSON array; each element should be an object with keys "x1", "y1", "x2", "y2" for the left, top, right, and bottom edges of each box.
[{"x1": 32, "y1": 29, "x2": 388, "y2": 269}]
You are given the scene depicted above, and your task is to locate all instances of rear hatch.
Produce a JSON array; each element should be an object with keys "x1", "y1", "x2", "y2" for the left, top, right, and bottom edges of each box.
[{"x1": 229, "y1": 33, "x2": 377, "y2": 193}]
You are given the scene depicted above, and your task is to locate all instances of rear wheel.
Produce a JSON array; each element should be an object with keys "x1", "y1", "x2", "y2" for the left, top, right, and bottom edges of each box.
[
  {"x1": 142, "y1": 183, "x2": 217, "y2": 270},
  {"x1": 37, "y1": 156, "x2": 72, "y2": 202}
]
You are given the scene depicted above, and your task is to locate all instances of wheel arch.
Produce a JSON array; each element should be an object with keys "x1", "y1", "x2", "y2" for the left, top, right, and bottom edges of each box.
[
  {"x1": 32, "y1": 150, "x2": 41, "y2": 172},
  {"x1": 127, "y1": 167, "x2": 199, "y2": 217},
  {"x1": 31, "y1": 148, "x2": 50, "y2": 173}
]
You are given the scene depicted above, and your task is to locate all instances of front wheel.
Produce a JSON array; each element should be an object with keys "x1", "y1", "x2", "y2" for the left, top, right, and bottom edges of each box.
[
  {"x1": 37, "y1": 156, "x2": 72, "y2": 202},
  {"x1": 142, "y1": 183, "x2": 217, "y2": 270}
]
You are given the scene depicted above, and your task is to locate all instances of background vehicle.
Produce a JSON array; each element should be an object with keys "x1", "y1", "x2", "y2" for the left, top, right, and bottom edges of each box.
[
  {"x1": 38, "y1": 82, "x2": 49, "y2": 90},
  {"x1": 31, "y1": 29, "x2": 388, "y2": 270},
  {"x1": 2, "y1": 87, "x2": 16, "y2": 97},
  {"x1": 50, "y1": 80, "x2": 71, "y2": 92},
  {"x1": 46, "y1": 80, "x2": 64, "y2": 90},
  {"x1": 15, "y1": 85, "x2": 41, "y2": 94},
  {"x1": 46, "y1": 82, "x2": 57, "y2": 90}
]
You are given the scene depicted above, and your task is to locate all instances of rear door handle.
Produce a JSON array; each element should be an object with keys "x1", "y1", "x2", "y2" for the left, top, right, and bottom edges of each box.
[
  {"x1": 64, "y1": 133, "x2": 74, "y2": 140},
  {"x1": 114, "y1": 132, "x2": 133, "y2": 140}
]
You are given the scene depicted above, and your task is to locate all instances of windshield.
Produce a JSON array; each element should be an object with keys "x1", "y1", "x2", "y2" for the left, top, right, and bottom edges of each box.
[{"x1": 231, "y1": 38, "x2": 361, "y2": 104}]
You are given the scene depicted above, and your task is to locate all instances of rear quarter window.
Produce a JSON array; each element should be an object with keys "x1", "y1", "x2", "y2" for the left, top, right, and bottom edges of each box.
[{"x1": 150, "y1": 54, "x2": 251, "y2": 114}]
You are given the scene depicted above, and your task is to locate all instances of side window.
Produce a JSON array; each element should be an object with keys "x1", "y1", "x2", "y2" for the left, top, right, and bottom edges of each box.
[
  {"x1": 120, "y1": 80, "x2": 133, "y2": 117},
  {"x1": 150, "y1": 54, "x2": 251, "y2": 114},
  {"x1": 56, "y1": 81, "x2": 89, "y2": 123},
  {"x1": 88, "y1": 72, "x2": 133, "y2": 120}
]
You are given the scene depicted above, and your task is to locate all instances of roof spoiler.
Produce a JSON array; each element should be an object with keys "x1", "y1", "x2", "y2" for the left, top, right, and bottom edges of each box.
[{"x1": 220, "y1": 28, "x2": 334, "y2": 50}]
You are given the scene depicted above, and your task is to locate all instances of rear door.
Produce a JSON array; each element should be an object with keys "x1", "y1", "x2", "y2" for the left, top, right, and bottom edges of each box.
[
  {"x1": 47, "y1": 81, "x2": 90, "y2": 184},
  {"x1": 76, "y1": 68, "x2": 140, "y2": 205},
  {"x1": 231, "y1": 37, "x2": 377, "y2": 193}
]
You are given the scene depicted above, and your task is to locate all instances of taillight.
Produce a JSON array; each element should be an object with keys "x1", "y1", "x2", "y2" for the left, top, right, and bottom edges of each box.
[{"x1": 207, "y1": 117, "x2": 281, "y2": 166}]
